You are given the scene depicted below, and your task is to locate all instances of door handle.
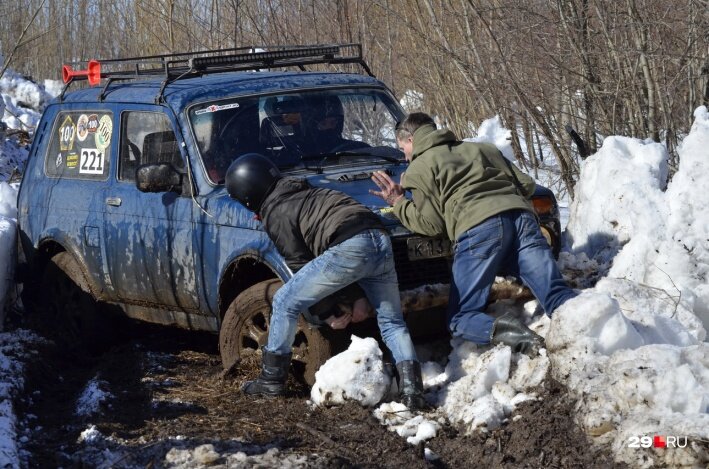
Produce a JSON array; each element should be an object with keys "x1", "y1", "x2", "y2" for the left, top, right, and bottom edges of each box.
[{"x1": 106, "y1": 197, "x2": 122, "y2": 207}]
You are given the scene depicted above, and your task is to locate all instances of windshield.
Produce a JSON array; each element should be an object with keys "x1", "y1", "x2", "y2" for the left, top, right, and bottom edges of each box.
[{"x1": 188, "y1": 88, "x2": 405, "y2": 184}]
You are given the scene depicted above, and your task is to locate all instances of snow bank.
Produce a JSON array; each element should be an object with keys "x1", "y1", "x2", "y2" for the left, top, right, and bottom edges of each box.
[
  {"x1": 0, "y1": 68, "x2": 57, "y2": 130},
  {"x1": 554, "y1": 107, "x2": 709, "y2": 467}
]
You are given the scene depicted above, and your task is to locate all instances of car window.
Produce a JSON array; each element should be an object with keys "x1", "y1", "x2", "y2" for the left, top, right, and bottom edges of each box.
[
  {"x1": 45, "y1": 111, "x2": 112, "y2": 180},
  {"x1": 119, "y1": 111, "x2": 184, "y2": 182},
  {"x1": 189, "y1": 88, "x2": 404, "y2": 183}
]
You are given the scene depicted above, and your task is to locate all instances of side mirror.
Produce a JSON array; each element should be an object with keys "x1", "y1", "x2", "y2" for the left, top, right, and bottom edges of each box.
[{"x1": 136, "y1": 163, "x2": 182, "y2": 193}]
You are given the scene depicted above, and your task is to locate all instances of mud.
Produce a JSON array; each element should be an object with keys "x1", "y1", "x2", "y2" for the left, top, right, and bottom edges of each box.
[{"x1": 16, "y1": 322, "x2": 624, "y2": 468}]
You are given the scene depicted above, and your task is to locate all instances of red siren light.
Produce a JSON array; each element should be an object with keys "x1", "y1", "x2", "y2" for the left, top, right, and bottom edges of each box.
[{"x1": 62, "y1": 60, "x2": 102, "y2": 86}]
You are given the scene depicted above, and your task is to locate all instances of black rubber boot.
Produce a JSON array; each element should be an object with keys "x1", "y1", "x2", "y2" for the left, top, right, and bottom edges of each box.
[
  {"x1": 396, "y1": 360, "x2": 426, "y2": 410},
  {"x1": 242, "y1": 348, "x2": 291, "y2": 397},
  {"x1": 490, "y1": 312, "x2": 545, "y2": 356}
]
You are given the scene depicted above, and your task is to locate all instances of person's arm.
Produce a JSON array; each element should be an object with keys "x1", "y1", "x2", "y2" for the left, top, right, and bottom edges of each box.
[{"x1": 370, "y1": 169, "x2": 445, "y2": 236}]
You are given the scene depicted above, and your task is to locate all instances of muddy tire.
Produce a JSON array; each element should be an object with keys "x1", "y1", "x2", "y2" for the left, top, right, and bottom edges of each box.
[
  {"x1": 219, "y1": 279, "x2": 332, "y2": 386},
  {"x1": 37, "y1": 252, "x2": 109, "y2": 352}
]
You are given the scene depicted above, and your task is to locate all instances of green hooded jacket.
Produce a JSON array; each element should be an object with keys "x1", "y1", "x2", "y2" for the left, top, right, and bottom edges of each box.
[{"x1": 393, "y1": 124, "x2": 536, "y2": 241}]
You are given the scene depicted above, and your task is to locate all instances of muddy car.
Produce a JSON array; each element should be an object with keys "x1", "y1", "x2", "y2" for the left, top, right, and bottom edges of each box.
[{"x1": 17, "y1": 44, "x2": 561, "y2": 384}]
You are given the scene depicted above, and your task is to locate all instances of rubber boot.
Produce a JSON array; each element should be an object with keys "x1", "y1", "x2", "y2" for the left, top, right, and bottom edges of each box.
[
  {"x1": 242, "y1": 348, "x2": 291, "y2": 397},
  {"x1": 396, "y1": 360, "x2": 426, "y2": 410},
  {"x1": 490, "y1": 312, "x2": 545, "y2": 356}
]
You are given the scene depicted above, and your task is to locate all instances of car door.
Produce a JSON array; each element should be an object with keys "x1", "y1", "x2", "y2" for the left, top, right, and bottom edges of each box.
[{"x1": 102, "y1": 107, "x2": 199, "y2": 311}]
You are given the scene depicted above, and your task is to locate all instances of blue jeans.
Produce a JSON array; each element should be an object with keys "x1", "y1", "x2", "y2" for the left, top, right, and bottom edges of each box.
[
  {"x1": 447, "y1": 210, "x2": 577, "y2": 344},
  {"x1": 266, "y1": 229, "x2": 418, "y2": 364}
]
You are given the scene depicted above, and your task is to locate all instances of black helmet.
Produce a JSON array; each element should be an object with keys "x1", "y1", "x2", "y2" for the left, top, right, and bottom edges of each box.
[
  {"x1": 225, "y1": 153, "x2": 281, "y2": 212},
  {"x1": 309, "y1": 95, "x2": 345, "y2": 137}
]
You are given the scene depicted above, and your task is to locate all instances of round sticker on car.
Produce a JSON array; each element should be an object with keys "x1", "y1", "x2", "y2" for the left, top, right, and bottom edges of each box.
[
  {"x1": 96, "y1": 115, "x2": 112, "y2": 152},
  {"x1": 76, "y1": 114, "x2": 89, "y2": 142}
]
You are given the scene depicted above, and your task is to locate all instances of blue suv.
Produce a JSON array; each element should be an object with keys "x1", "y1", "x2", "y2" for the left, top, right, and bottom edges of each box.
[{"x1": 17, "y1": 45, "x2": 561, "y2": 383}]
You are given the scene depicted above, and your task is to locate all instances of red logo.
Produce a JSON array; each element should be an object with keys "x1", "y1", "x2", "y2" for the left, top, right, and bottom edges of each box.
[{"x1": 653, "y1": 435, "x2": 666, "y2": 448}]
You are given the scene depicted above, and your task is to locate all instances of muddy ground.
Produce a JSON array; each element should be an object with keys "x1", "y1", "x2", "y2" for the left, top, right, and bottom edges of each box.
[{"x1": 9, "y1": 315, "x2": 628, "y2": 469}]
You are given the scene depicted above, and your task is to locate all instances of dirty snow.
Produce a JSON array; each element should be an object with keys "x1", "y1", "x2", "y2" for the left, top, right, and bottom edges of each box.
[
  {"x1": 310, "y1": 335, "x2": 391, "y2": 407},
  {"x1": 75, "y1": 375, "x2": 114, "y2": 417}
]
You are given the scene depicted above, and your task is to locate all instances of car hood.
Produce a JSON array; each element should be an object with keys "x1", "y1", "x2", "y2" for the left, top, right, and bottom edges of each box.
[{"x1": 205, "y1": 163, "x2": 409, "y2": 233}]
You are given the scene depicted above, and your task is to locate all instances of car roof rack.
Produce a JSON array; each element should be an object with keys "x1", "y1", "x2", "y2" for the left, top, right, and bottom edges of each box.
[{"x1": 59, "y1": 43, "x2": 375, "y2": 103}]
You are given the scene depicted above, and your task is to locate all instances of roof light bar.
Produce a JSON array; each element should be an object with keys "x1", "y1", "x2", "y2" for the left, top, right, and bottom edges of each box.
[{"x1": 189, "y1": 45, "x2": 340, "y2": 70}]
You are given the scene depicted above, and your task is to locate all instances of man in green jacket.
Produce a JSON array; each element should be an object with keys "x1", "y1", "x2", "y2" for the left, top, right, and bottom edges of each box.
[{"x1": 371, "y1": 112, "x2": 576, "y2": 353}]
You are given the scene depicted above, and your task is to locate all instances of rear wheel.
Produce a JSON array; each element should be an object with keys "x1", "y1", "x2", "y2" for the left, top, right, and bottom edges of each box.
[
  {"x1": 219, "y1": 279, "x2": 332, "y2": 386},
  {"x1": 37, "y1": 252, "x2": 111, "y2": 352}
]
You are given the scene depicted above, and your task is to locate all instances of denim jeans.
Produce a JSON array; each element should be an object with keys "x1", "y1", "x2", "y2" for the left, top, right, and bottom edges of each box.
[
  {"x1": 266, "y1": 229, "x2": 418, "y2": 364},
  {"x1": 447, "y1": 209, "x2": 577, "y2": 344}
]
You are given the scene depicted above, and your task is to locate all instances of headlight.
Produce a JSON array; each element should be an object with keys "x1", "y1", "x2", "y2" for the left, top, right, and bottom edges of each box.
[{"x1": 532, "y1": 196, "x2": 555, "y2": 215}]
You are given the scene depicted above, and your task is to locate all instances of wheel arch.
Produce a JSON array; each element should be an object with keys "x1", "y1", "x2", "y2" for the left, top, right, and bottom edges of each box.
[
  {"x1": 217, "y1": 254, "x2": 282, "y2": 323},
  {"x1": 34, "y1": 237, "x2": 101, "y2": 297}
]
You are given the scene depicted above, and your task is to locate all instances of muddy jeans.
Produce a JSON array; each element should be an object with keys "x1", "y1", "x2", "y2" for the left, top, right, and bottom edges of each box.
[
  {"x1": 447, "y1": 209, "x2": 577, "y2": 344},
  {"x1": 266, "y1": 229, "x2": 418, "y2": 364}
]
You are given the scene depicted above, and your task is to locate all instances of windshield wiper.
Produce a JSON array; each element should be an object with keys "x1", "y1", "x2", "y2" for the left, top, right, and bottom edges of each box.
[{"x1": 301, "y1": 149, "x2": 402, "y2": 164}]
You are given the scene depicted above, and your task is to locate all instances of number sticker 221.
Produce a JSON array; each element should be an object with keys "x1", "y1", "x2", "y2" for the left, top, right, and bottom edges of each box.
[{"x1": 80, "y1": 148, "x2": 104, "y2": 174}]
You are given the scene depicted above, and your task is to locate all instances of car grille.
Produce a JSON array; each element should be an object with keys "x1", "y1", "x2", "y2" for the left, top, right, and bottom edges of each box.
[{"x1": 391, "y1": 237, "x2": 452, "y2": 290}]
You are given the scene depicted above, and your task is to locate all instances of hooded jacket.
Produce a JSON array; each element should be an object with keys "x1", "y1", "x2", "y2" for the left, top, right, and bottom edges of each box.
[
  {"x1": 393, "y1": 124, "x2": 536, "y2": 241},
  {"x1": 260, "y1": 177, "x2": 384, "y2": 272}
]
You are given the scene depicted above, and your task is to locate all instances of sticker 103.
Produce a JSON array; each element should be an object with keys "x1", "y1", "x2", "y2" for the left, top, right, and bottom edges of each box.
[{"x1": 80, "y1": 148, "x2": 105, "y2": 174}]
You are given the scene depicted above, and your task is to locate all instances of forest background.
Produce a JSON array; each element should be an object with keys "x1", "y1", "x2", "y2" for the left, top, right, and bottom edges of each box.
[{"x1": 1, "y1": 0, "x2": 708, "y2": 196}]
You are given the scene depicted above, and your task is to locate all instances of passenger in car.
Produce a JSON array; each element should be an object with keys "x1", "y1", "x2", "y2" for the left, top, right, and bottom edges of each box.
[
  {"x1": 225, "y1": 153, "x2": 426, "y2": 409},
  {"x1": 370, "y1": 112, "x2": 577, "y2": 355},
  {"x1": 304, "y1": 95, "x2": 369, "y2": 154}
]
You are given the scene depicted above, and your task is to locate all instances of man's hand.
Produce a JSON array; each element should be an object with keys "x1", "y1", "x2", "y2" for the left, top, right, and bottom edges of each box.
[
  {"x1": 370, "y1": 170, "x2": 405, "y2": 206},
  {"x1": 325, "y1": 311, "x2": 352, "y2": 330}
]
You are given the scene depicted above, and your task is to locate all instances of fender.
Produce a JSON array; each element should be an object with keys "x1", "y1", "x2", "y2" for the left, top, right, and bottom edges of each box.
[{"x1": 36, "y1": 232, "x2": 105, "y2": 300}]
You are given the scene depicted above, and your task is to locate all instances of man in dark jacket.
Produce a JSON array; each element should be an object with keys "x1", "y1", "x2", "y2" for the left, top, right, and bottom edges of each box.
[
  {"x1": 371, "y1": 113, "x2": 577, "y2": 354},
  {"x1": 225, "y1": 153, "x2": 425, "y2": 409}
]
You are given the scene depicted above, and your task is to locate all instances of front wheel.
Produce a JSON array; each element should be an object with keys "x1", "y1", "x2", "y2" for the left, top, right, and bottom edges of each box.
[{"x1": 219, "y1": 279, "x2": 332, "y2": 386}]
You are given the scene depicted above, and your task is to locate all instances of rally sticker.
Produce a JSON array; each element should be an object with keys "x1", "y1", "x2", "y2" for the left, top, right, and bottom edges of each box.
[
  {"x1": 66, "y1": 153, "x2": 79, "y2": 169},
  {"x1": 195, "y1": 102, "x2": 240, "y2": 115},
  {"x1": 79, "y1": 148, "x2": 105, "y2": 174},
  {"x1": 87, "y1": 114, "x2": 99, "y2": 132},
  {"x1": 58, "y1": 115, "x2": 75, "y2": 151},
  {"x1": 95, "y1": 115, "x2": 112, "y2": 152},
  {"x1": 76, "y1": 114, "x2": 89, "y2": 142}
]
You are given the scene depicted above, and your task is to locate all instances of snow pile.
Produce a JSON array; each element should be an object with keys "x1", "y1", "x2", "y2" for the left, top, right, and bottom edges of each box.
[
  {"x1": 0, "y1": 67, "x2": 57, "y2": 131},
  {"x1": 430, "y1": 341, "x2": 547, "y2": 434},
  {"x1": 310, "y1": 335, "x2": 391, "y2": 407},
  {"x1": 314, "y1": 332, "x2": 548, "y2": 445},
  {"x1": 567, "y1": 106, "x2": 709, "y2": 333},
  {"x1": 75, "y1": 375, "x2": 114, "y2": 417},
  {"x1": 566, "y1": 135, "x2": 669, "y2": 264},
  {"x1": 547, "y1": 292, "x2": 709, "y2": 467},
  {"x1": 553, "y1": 107, "x2": 709, "y2": 467},
  {"x1": 0, "y1": 330, "x2": 46, "y2": 468},
  {"x1": 0, "y1": 185, "x2": 18, "y2": 330},
  {"x1": 467, "y1": 115, "x2": 514, "y2": 161}
]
